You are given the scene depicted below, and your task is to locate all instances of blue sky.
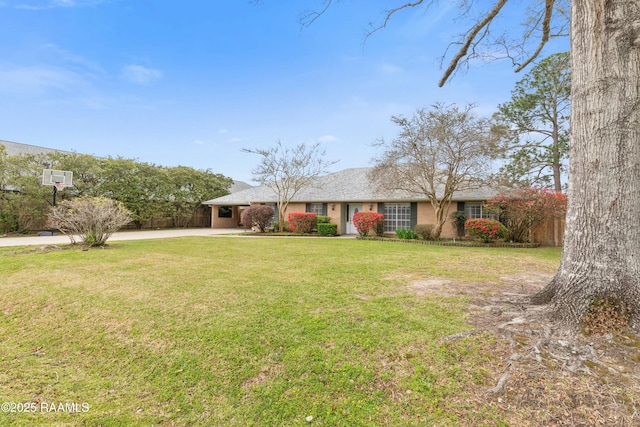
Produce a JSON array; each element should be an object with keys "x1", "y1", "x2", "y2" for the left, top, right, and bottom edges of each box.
[{"x1": 0, "y1": 0, "x2": 568, "y2": 184}]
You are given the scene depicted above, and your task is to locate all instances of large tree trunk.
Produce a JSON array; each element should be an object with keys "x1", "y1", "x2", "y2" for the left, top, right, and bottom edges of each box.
[{"x1": 532, "y1": 1, "x2": 640, "y2": 329}]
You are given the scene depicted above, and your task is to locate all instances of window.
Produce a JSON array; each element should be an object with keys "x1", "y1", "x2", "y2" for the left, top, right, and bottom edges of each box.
[
  {"x1": 307, "y1": 203, "x2": 324, "y2": 215},
  {"x1": 464, "y1": 202, "x2": 494, "y2": 219},
  {"x1": 465, "y1": 202, "x2": 483, "y2": 219},
  {"x1": 218, "y1": 206, "x2": 233, "y2": 218},
  {"x1": 384, "y1": 203, "x2": 411, "y2": 232}
]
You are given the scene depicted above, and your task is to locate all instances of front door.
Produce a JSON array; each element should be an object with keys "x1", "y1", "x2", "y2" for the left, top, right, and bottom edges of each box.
[{"x1": 346, "y1": 203, "x2": 362, "y2": 234}]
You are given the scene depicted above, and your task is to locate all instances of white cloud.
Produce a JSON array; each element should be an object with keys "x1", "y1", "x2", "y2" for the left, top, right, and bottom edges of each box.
[
  {"x1": 0, "y1": 64, "x2": 87, "y2": 95},
  {"x1": 218, "y1": 128, "x2": 229, "y2": 134},
  {"x1": 318, "y1": 135, "x2": 339, "y2": 143},
  {"x1": 228, "y1": 137, "x2": 243, "y2": 143},
  {"x1": 194, "y1": 139, "x2": 205, "y2": 145},
  {"x1": 121, "y1": 65, "x2": 163, "y2": 86}
]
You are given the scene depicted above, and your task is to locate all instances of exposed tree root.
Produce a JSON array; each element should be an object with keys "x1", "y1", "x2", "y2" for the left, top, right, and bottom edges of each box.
[{"x1": 420, "y1": 277, "x2": 640, "y2": 425}]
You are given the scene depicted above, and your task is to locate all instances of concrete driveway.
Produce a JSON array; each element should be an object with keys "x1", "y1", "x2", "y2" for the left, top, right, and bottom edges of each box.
[{"x1": 0, "y1": 228, "x2": 247, "y2": 247}]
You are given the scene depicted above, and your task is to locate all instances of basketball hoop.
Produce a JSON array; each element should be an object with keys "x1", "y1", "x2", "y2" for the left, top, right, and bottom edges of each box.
[{"x1": 42, "y1": 169, "x2": 73, "y2": 207}]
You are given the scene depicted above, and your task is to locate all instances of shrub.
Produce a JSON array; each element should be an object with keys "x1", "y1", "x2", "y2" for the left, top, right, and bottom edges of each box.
[
  {"x1": 450, "y1": 211, "x2": 467, "y2": 238},
  {"x1": 464, "y1": 218, "x2": 508, "y2": 243},
  {"x1": 0, "y1": 211, "x2": 18, "y2": 234},
  {"x1": 288, "y1": 212, "x2": 316, "y2": 234},
  {"x1": 316, "y1": 215, "x2": 331, "y2": 224},
  {"x1": 395, "y1": 228, "x2": 418, "y2": 240},
  {"x1": 353, "y1": 212, "x2": 384, "y2": 236},
  {"x1": 414, "y1": 224, "x2": 434, "y2": 240},
  {"x1": 317, "y1": 223, "x2": 338, "y2": 236},
  {"x1": 47, "y1": 196, "x2": 132, "y2": 246},
  {"x1": 484, "y1": 187, "x2": 567, "y2": 243},
  {"x1": 241, "y1": 205, "x2": 275, "y2": 232}
]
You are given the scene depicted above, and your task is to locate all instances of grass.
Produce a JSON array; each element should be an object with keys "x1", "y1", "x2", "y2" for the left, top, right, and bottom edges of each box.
[{"x1": 0, "y1": 237, "x2": 561, "y2": 426}]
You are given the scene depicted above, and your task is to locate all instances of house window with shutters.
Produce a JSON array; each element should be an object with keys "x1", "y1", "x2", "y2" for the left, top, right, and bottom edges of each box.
[{"x1": 306, "y1": 203, "x2": 326, "y2": 216}]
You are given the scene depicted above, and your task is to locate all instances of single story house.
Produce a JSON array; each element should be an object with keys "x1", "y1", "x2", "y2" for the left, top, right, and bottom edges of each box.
[{"x1": 203, "y1": 167, "x2": 498, "y2": 237}]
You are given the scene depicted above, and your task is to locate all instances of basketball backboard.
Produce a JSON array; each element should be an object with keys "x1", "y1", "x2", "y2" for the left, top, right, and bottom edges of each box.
[{"x1": 42, "y1": 169, "x2": 73, "y2": 188}]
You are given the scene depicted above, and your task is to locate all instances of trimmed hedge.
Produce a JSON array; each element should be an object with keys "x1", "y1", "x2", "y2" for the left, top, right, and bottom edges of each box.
[
  {"x1": 316, "y1": 216, "x2": 331, "y2": 224},
  {"x1": 317, "y1": 223, "x2": 338, "y2": 236}
]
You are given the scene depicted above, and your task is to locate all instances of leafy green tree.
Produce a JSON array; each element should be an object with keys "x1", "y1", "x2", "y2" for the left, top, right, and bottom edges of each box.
[
  {"x1": 493, "y1": 52, "x2": 571, "y2": 191},
  {"x1": 0, "y1": 144, "x2": 7, "y2": 192},
  {"x1": 50, "y1": 152, "x2": 105, "y2": 198},
  {"x1": 1, "y1": 152, "x2": 53, "y2": 231},
  {"x1": 99, "y1": 157, "x2": 172, "y2": 228},
  {"x1": 166, "y1": 166, "x2": 233, "y2": 227}
]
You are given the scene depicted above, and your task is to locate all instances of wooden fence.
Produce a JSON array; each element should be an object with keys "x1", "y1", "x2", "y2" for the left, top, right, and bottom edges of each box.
[{"x1": 533, "y1": 218, "x2": 565, "y2": 247}]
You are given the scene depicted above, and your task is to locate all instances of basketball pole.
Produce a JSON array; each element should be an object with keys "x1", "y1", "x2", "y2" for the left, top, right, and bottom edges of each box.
[{"x1": 53, "y1": 184, "x2": 57, "y2": 207}]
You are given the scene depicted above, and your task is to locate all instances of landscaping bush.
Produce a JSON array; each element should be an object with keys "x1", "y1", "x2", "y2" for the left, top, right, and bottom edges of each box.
[
  {"x1": 241, "y1": 205, "x2": 275, "y2": 232},
  {"x1": 450, "y1": 211, "x2": 467, "y2": 238},
  {"x1": 288, "y1": 212, "x2": 316, "y2": 234},
  {"x1": 464, "y1": 218, "x2": 508, "y2": 243},
  {"x1": 317, "y1": 223, "x2": 338, "y2": 236},
  {"x1": 484, "y1": 187, "x2": 567, "y2": 243},
  {"x1": 414, "y1": 223, "x2": 434, "y2": 240},
  {"x1": 47, "y1": 196, "x2": 132, "y2": 246},
  {"x1": 395, "y1": 228, "x2": 418, "y2": 240},
  {"x1": 316, "y1": 215, "x2": 331, "y2": 224},
  {"x1": 353, "y1": 212, "x2": 385, "y2": 237}
]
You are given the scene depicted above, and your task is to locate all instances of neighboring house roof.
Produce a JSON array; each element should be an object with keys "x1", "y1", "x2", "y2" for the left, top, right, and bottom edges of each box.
[
  {"x1": 1, "y1": 139, "x2": 73, "y2": 157},
  {"x1": 230, "y1": 180, "x2": 253, "y2": 193},
  {"x1": 203, "y1": 167, "x2": 498, "y2": 205}
]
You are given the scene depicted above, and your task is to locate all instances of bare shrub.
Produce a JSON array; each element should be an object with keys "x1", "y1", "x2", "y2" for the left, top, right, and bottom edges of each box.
[
  {"x1": 414, "y1": 223, "x2": 435, "y2": 240},
  {"x1": 47, "y1": 196, "x2": 132, "y2": 246}
]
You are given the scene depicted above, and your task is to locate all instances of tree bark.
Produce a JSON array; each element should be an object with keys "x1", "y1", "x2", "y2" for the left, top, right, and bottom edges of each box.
[{"x1": 532, "y1": 1, "x2": 640, "y2": 329}]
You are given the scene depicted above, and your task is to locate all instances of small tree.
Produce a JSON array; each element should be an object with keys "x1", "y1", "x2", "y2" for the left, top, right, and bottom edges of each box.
[
  {"x1": 47, "y1": 196, "x2": 132, "y2": 246},
  {"x1": 242, "y1": 140, "x2": 337, "y2": 232},
  {"x1": 241, "y1": 205, "x2": 275, "y2": 232},
  {"x1": 484, "y1": 187, "x2": 567, "y2": 243},
  {"x1": 353, "y1": 212, "x2": 384, "y2": 237}
]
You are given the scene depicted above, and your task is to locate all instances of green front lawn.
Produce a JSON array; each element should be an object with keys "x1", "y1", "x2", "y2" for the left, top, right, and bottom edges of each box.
[{"x1": 0, "y1": 237, "x2": 560, "y2": 426}]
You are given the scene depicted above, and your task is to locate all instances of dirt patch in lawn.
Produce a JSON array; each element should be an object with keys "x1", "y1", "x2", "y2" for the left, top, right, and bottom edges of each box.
[{"x1": 408, "y1": 273, "x2": 640, "y2": 426}]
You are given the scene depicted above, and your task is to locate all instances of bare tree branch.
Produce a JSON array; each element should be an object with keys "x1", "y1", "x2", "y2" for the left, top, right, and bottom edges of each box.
[
  {"x1": 300, "y1": 0, "x2": 334, "y2": 28},
  {"x1": 438, "y1": 0, "x2": 508, "y2": 87},
  {"x1": 365, "y1": 0, "x2": 427, "y2": 38},
  {"x1": 515, "y1": 0, "x2": 554, "y2": 72}
]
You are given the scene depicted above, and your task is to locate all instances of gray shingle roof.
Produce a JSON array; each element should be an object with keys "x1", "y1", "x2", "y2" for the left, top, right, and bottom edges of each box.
[
  {"x1": 230, "y1": 180, "x2": 253, "y2": 193},
  {"x1": 1, "y1": 140, "x2": 73, "y2": 157},
  {"x1": 203, "y1": 167, "x2": 497, "y2": 205}
]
